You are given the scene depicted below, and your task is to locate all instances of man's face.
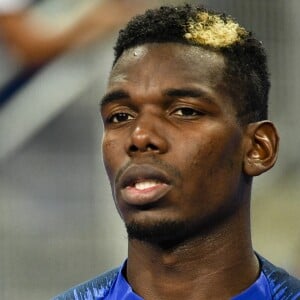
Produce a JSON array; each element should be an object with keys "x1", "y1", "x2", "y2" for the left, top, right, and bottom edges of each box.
[{"x1": 101, "y1": 43, "x2": 248, "y2": 244}]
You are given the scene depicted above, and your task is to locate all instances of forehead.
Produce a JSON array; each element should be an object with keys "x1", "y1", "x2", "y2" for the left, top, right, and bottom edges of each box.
[{"x1": 109, "y1": 43, "x2": 226, "y2": 90}]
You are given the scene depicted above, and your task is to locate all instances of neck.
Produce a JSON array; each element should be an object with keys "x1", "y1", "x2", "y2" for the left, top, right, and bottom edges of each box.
[{"x1": 126, "y1": 203, "x2": 259, "y2": 300}]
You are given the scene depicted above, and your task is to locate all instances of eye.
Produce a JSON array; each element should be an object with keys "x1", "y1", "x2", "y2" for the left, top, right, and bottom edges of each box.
[
  {"x1": 109, "y1": 112, "x2": 134, "y2": 123},
  {"x1": 173, "y1": 107, "x2": 202, "y2": 117}
]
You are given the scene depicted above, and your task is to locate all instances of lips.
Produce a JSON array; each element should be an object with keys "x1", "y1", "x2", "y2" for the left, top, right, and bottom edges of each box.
[{"x1": 117, "y1": 164, "x2": 172, "y2": 206}]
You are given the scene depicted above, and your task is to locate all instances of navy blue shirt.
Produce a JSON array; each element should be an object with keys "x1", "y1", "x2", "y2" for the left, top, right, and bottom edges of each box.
[
  {"x1": 53, "y1": 255, "x2": 300, "y2": 300},
  {"x1": 106, "y1": 261, "x2": 272, "y2": 300}
]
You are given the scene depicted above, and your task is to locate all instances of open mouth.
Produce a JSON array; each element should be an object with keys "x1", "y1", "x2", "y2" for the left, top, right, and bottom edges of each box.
[
  {"x1": 131, "y1": 179, "x2": 162, "y2": 190},
  {"x1": 117, "y1": 164, "x2": 173, "y2": 206}
]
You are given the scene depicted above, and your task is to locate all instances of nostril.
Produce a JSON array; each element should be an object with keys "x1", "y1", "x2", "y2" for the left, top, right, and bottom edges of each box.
[
  {"x1": 129, "y1": 143, "x2": 159, "y2": 153},
  {"x1": 146, "y1": 143, "x2": 159, "y2": 151},
  {"x1": 129, "y1": 145, "x2": 139, "y2": 152}
]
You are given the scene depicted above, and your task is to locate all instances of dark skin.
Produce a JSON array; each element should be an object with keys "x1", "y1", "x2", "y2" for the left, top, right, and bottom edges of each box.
[{"x1": 101, "y1": 43, "x2": 279, "y2": 299}]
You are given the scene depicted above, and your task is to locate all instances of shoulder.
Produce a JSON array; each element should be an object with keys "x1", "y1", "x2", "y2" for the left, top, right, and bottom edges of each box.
[
  {"x1": 52, "y1": 267, "x2": 119, "y2": 300},
  {"x1": 258, "y1": 255, "x2": 300, "y2": 300}
]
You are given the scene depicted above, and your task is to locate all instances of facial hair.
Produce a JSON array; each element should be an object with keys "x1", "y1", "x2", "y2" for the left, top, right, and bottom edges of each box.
[{"x1": 125, "y1": 207, "x2": 235, "y2": 250}]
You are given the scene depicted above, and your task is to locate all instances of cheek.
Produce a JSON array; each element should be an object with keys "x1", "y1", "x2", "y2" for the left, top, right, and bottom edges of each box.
[
  {"x1": 176, "y1": 134, "x2": 244, "y2": 213},
  {"x1": 102, "y1": 135, "x2": 122, "y2": 179},
  {"x1": 175, "y1": 137, "x2": 216, "y2": 175},
  {"x1": 180, "y1": 131, "x2": 243, "y2": 180},
  {"x1": 190, "y1": 141, "x2": 215, "y2": 171}
]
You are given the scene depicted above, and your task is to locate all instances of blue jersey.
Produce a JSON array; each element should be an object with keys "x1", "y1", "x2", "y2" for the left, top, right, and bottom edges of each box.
[{"x1": 53, "y1": 255, "x2": 300, "y2": 300}]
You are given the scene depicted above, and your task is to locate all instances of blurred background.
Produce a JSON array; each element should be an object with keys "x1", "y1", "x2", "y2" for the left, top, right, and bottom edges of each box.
[{"x1": 0, "y1": 0, "x2": 299, "y2": 299}]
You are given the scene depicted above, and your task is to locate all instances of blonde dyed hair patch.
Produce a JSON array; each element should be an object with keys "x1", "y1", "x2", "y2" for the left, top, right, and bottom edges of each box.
[{"x1": 184, "y1": 12, "x2": 248, "y2": 48}]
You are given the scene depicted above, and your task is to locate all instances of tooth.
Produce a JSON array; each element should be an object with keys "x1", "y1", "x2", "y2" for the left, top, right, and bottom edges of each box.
[{"x1": 135, "y1": 180, "x2": 159, "y2": 190}]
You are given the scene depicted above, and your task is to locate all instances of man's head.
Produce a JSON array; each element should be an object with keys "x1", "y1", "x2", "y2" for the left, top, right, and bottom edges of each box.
[
  {"x1": 113, "y1": 4, "x2": 270, "y2": 125},
  {"x1": 101, "y1": 5, "x2": 278, "y2": 248}
]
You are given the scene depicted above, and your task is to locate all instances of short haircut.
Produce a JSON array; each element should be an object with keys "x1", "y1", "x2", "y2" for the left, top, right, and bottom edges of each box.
[{"x1": 113, "y1": 4, "x2": 270, "y2": 124}]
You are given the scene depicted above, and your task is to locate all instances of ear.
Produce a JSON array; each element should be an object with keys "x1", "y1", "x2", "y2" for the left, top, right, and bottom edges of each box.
[{"x1": 243, "y1": 121, "x2": 279, "y2": 176}]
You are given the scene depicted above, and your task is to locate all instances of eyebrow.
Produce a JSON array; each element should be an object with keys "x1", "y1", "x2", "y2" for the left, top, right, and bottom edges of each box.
[
  {"x1": 100, "y1": 87, "x2": 215, "y2": 109},
  {"x1": 100, "y1": 90, "x2": 129, "y2": 108},
  {"x1": 163, "y1": 88, "x2": 214, "y2": 104}
]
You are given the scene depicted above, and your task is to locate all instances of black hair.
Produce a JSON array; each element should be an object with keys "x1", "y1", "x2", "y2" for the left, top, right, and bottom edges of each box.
[{"x1": 113, "y1": 4, "x2": 270, "y2": 124}]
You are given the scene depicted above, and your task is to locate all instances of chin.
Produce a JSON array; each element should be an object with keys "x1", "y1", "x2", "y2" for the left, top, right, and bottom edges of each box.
[
  {"x1": 125, "y1": 218, "x2": 209, "y2": 249},
  {"x1": 125, "y1": 207, "x2": 237, "y2": 249}
]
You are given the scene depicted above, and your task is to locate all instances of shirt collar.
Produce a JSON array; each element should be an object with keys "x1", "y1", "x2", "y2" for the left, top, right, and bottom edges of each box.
[{"x1": 107, "y1": 260, "x2": 272, "y2": 300}]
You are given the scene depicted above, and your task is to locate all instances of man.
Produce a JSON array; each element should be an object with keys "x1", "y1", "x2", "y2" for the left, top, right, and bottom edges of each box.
[{"x1": 54, "y1": 4, "x2": 300, "y2": 300}]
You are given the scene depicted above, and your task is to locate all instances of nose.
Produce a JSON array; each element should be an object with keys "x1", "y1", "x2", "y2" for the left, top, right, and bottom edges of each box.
[{"x1": 125, "y1": 113, "x2": 168, "y2": 156}]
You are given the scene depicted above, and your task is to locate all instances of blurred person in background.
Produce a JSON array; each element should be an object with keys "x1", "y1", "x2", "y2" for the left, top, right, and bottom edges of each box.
[
  {"x1": 53, "y1": 4, "x2": 300, "y2": 300},
  {"x1": 0, "y1": 0, "x2": 152, "y2": 67},
  {"x1": 0, "y1": 0, "x2": 153, "y2": 104}
]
